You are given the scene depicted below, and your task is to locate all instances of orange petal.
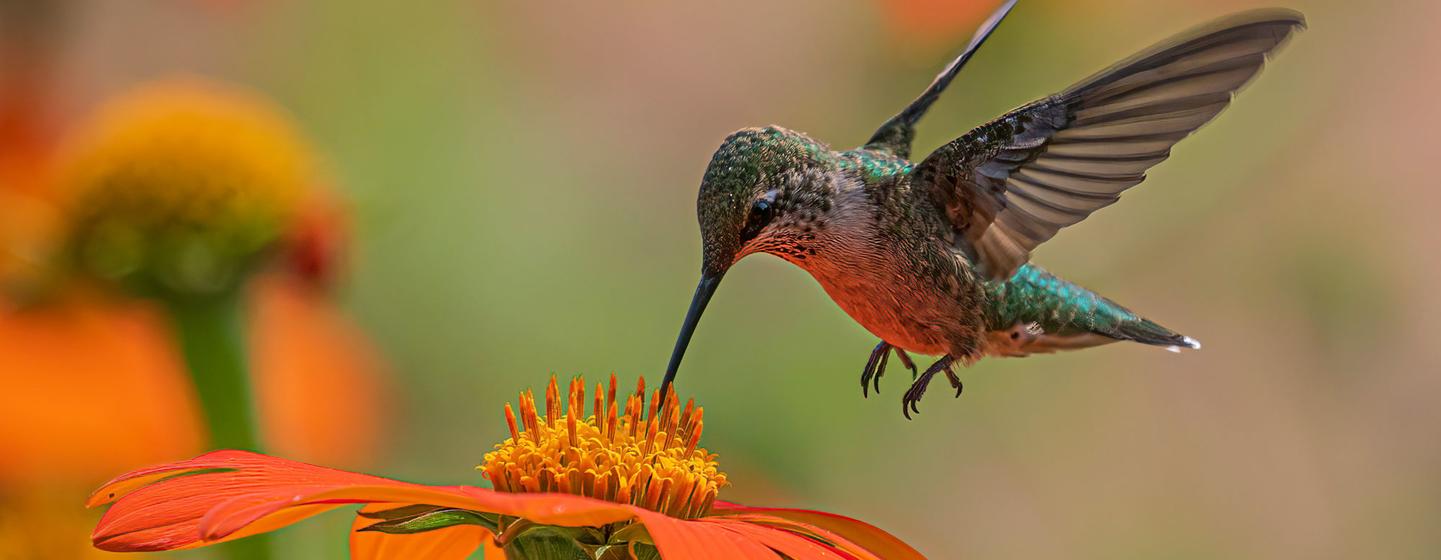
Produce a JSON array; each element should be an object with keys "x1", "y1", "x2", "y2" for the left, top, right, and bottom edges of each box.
[
  {"x1": 87, "y1": 450, "x2": 376, "y2": 508},
  {"x1": 1, "y1": 296, "x2": 204, "y2": 483},
  {"x1": 349, "y1": 504, "x2": 491, "y2": 560},
  {"x1": 710, "y1": 513, "x2": 881, "y2": 560},
  {"x1": 632, "y1": 510, "x2": 782, "y2": 560},
  {"x1": 709, "y1": 503, "x2": 924, "y2": 560},
  {"x1": 250, "y1": 274, "x2": 390, "y2": 466},
  {"x1": 89, "y1": 450, "x2": 396, "y2": 550},
  {"x1": 196, "y1": 484, "x2": 637, "y2": 542},
  {"x1": 481, "y1": 532, "x2": 507, "y2": 558},
  {"x1": 90, "y1": 450, "x2": 639, "y2": 551},
  {"x1": 0, "y1": 279, "x2": 388, "y2": 483},
  {"x1": 700, "y1": 518, "x2": 851, "y2": 560}
]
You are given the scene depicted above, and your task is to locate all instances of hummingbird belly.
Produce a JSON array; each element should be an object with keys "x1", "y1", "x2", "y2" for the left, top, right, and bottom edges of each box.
[{"x1": 788, "y1": 242, "x2": 987, "y2": 358}]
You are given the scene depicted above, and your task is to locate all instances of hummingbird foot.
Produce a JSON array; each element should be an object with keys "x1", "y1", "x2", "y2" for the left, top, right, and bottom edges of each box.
[
  {"x1": 902, "y1": 355, "x2": 957, "y2": 419},
  {"x1": 861, "y1": 343, "x2": 888, "y2": 399},
  {"x1": 861, "y1": 342, "x2": 920, "y2": 398}
]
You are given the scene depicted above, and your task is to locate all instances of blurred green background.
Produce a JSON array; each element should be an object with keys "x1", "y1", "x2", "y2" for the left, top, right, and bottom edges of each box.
[{"x1": 8, "y1": 0, "x2": 1441, "y2": 557}]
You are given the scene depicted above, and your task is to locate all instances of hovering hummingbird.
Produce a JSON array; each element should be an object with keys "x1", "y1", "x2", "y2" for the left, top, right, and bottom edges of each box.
[{"x1": 660, "y1": 0, "x2": 1304, "y2": 417}]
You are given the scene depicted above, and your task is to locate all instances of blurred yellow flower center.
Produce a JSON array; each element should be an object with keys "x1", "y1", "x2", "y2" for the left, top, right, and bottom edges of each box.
[
  {"x1": 480, "y1": 375, "x2": 727, "y2": 520},
  {"x1": 59, "y1": 79, "x2": 316, "y2": 295}
]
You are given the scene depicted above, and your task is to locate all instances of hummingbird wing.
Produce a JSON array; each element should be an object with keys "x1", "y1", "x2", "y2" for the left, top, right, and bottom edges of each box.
[
  {"x1": 914, "y1": 9, "x2": 1304, "y2": 280},
  {"x1": 863, "y1": 0, "x2": 1018, "y2": 159}
]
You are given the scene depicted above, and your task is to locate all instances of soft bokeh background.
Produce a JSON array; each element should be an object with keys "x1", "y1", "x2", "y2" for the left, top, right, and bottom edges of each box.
[{"x1": 4, "y1": 0, "x2": 1439, "y2": 557}]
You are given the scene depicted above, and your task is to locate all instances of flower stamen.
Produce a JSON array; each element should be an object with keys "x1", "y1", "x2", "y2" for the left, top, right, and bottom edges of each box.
[
  {"x1": 504, "y1": 404, "x2": 520, "y2": 442},
  {"x1": 480, "y1": 375, "x2": 727, "y2": 519}
]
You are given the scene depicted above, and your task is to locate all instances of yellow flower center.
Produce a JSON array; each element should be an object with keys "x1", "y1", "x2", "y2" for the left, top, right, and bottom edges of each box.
[
  {"x1": 480, "y1": 375, "x2": 727, "y2": 519},
  {"x1": 59, "y1": 79, "x2": 316, "y2": 296}
]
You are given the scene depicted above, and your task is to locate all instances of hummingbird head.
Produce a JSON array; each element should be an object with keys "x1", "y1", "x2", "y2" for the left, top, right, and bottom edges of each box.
[
  {"x1": 696, "y1": 126, "x2": 833, "y2": 276},
  {"x1": 661, "y1": 126, "x2": 834, "y2": 398}
]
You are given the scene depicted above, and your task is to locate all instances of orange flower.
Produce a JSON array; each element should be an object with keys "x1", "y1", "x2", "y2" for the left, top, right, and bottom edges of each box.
[
  {"x1": 0, "y1": 291, "x2": 203, "y2": 482},
  {"x1": 0, "y1": 485, "x2": 116, "y2": 560},
  {"x1": 0, "y1": 77, "x2": 389, "y2": 479},
  {"x1": 249, "y1": 271, "x2": 389, "y2": 465},
  {"x1": 0, "y1": 19, "x2": 386, "y2": 557},
  {"x1": 0, "y1": 14, "x2": 62, "y2": 295},
  {"x1": 876, "y1": 0, "x2": 1001, "y2": 47},
  {"x1": 89, "y1": 376, "x2": 923, "y2": 559},
  {"x1": 0, "y1": 273, "x2": 388, "y2": 483},
  {"x1": 58, "y1": 80, "x2": 312, "y2": 298}
]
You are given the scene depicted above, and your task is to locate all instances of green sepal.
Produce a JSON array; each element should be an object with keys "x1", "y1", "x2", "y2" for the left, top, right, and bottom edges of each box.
[
  {"x1": 358, "y1": 508, "x2": 498, "y2": 534},
  {"x1": 592, "y1": 522, "x2": 659, "y2": 560},
  {"x1": 595, "y1": 542, "x2": 662, "y2": 560},
  {"x1": 606, "y1": 522, "x2": 652, "y2": 546},
  {"x1": 503, "y1": 527, "x2": 598, "y2": 560},
  {"x1": 629, "y1": 543, "x2": 663, "y2": 560},
  {"x1": 356, "y1": 504, "x2": 450, "y2": 521}
]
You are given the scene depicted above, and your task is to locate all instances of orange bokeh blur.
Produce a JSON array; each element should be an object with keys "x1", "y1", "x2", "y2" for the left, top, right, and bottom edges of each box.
[
  {"x1": 0, "y1": 272, "x2": 390, "y2": 484},
  {"x1": 875, "y1": 0, "x2": 1000, "y2": 47},
  {"x1": 0, "y1": 55, "x2": 391, "y2": 486}
]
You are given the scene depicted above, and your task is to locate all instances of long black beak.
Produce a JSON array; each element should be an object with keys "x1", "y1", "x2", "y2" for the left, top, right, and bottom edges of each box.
[{"x1": 659, "y1": 272, "x2": 724, "y2": 402}]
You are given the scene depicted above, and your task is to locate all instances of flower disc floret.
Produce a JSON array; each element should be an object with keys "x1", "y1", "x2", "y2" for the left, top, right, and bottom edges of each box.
[{"x1": 481, "y1": 375, "x2": 727, "y2": 519}]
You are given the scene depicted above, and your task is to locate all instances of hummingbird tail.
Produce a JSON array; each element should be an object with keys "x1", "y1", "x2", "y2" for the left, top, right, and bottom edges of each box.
[
  {"x1": 1113, "y1": 317, "x2": 1202, "y2": 352},
  {"x1": 986, "y1": 264, "x2": 1200, "y2": 355}
]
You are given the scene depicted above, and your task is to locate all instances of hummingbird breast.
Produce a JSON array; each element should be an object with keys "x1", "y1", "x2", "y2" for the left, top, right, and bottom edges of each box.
[{"x1": 769, "y1": 171, "x2": 988, "y2": 358}]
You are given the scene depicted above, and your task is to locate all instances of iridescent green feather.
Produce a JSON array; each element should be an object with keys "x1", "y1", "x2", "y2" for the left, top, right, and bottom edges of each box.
[{"x1": 984, "y1": 264, "x2": 1192, "y2": 347}]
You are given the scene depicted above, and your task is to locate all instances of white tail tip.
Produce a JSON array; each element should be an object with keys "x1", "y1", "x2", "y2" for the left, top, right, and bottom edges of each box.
[{"x1": 1164, "y1": 333, "x2": 1198, "y2": 351}]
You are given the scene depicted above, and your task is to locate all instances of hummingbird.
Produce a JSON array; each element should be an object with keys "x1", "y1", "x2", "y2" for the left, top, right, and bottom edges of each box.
[{"x1": 659, "y1": 0, "x2": 1304, "y2": 418}]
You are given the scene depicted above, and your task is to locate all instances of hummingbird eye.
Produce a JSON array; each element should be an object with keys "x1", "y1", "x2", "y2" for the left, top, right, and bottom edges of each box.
[{"x1": 740, "y1": 191, "x2": 778, "y2": 241}]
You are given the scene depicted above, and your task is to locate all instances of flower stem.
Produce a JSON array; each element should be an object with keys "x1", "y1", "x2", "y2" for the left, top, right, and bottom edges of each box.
[{"x1": 166, "y1": 293, "x2": 270, "y2": 560}]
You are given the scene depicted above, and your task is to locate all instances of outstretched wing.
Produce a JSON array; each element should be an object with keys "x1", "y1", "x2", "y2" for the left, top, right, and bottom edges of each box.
[
  {"x1": 915, "y1": 9, "x2": 1305, "y2": 280},
  {"x1": 864, "y1": 0, "x2": 1018, "y2": 158}
]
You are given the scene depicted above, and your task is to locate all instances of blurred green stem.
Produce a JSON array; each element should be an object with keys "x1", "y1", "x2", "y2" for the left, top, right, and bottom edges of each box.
[{"x1": 166, "y1": 293, "x2": 270, "y2": 560}]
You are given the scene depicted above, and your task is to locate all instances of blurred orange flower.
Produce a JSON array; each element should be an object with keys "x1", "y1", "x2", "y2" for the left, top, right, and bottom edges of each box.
[
  {"x1": 0, "y1": 22, "x2": 62, "y2": 296},
  {"x1": 249, "y1": 271, "x2": 389, "y2": 465},
  {"x1": 0, "y1": 485, "x2": 115, "y2": 560},
  {"x1": 89, "y1": 376, "x2": 923, "y2": 559},
  {"x1": 876, "y1": 0, "x2": 1001, "y2": 47},
  {"x1": 0, "y1": 75, "x2": 391, "y2": 558},
  {"x1": 0, "y1": 271, "x2": 389, "y2": 482},
  {"x1": 0, "y1": 79, "x2": 391, "y2": 481},
  {"x1": 0, "y1": 290, "x2": 203, "y2": 482}
]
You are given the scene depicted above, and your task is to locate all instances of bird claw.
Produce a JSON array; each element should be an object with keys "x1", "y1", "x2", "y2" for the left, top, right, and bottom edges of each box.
[
  {"x1": 860, "y1": 342, "x2": 885, "y2": 398},
  {"x1": 860, "y1": 341, "x2": 920, "y2": 398},
  {"x1": 901, "y1": 355, "x2": 957, "y2": 419}
]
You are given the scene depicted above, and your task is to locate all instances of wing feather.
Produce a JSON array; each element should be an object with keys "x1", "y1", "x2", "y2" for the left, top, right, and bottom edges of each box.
[{"x1": 915, "y1": 9, "x2": 1304, "y2": 279}]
